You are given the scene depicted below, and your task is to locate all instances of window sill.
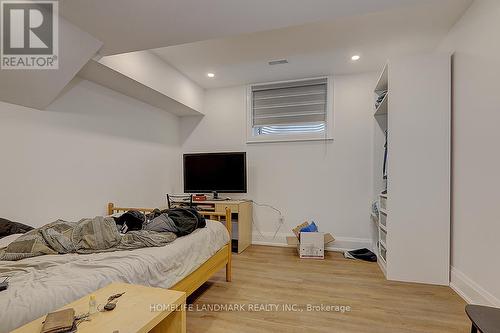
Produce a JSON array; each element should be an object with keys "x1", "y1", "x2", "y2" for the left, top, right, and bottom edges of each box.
[{"x1": 246, "y1": 136, "x2": 334, "y2": 144}]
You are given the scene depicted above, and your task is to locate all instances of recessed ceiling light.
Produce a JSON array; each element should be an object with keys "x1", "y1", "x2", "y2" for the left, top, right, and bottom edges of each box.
[
  {"x1": 207, "y1": 73, "x2": 215, "y2": 78},
  {"x1": 351, "y1": 55, "x2": 361, "y2": 61}
]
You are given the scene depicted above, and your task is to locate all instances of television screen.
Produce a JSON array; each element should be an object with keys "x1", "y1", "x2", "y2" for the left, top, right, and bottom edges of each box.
[{"x1": 183, "y1": 152, "x2": 247, "y2": 193}]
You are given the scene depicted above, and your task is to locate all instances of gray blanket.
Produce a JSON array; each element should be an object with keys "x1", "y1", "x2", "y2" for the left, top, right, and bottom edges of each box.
[{"x1": 0, "y1": 217, "x2": 176, "y2": 261}]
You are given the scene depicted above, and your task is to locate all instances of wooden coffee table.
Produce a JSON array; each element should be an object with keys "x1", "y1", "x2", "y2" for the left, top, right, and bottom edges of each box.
[{"x1": 12, "y1": 283, "x2": 186, "y2": 333}]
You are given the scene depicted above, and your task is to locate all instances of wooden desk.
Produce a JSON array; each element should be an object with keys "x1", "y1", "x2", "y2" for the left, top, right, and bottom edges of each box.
[
  {"x1": 172, "y1": 199, "x2": 253, "y2": 253},
  {"x1": 12, "y1": 283, "x2": 186, "y2": 333}
]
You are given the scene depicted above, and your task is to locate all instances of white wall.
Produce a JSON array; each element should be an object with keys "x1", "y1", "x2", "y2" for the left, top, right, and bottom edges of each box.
[
  {"x1": 181, "y1": 72, "x2": 377, "y2": 249},
  {"x1": 438, "y1": 0, "x2": 500, "y2": 305},
  {"x1": 0, "y1": 79, "x2": 181, "y2": 227}
]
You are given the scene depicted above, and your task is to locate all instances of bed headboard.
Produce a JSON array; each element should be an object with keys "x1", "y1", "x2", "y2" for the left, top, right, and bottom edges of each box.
[
  {"x1": 107, "y1": 203, "x2": 154, "y2": 215},
  {"x1": 107, "y1": 202, "x2": 232, "y2": 235}
]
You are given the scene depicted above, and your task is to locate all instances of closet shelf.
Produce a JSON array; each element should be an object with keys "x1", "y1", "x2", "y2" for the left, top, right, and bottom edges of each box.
[
  {"x1": 374, "y1": 93, "x2": 388, "y2": 116},
  {"x1": 374, "y1": 64, "x2": 388, "y2": 93}
]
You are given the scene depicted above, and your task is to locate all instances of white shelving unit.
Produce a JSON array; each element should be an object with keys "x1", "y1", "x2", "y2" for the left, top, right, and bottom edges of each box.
[
  {"x1": 377, "y1": 193, "x2": 388, "y2": 275},
  {"x1": 371, "y1": 54, "x2": 451, "y2": 286},
  {"x1": 373, "y1": 64, "x2": 389, "y2": 276}
]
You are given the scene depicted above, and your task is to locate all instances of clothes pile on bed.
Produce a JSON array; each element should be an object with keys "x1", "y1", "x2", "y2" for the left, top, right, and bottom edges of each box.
[
  {"x1": 0, "y1": 208, "x2": 206, "y2": 261},
  {"x1": 114, "y1": 207, "x2": 206, "y2": 236}
]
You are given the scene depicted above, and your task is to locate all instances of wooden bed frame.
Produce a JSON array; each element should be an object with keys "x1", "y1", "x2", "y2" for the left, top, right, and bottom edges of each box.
[{"x1": 107, "y1": 202, "x2": 232, "y2": 296}]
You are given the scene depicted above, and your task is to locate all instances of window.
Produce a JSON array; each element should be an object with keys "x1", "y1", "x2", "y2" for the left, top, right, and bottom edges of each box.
[{"x1": 247, "y1": 77, "x2": 333, "y2": 143}]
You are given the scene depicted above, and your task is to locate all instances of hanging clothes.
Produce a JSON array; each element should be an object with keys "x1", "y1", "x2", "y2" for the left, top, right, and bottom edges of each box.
[{"x1": 383, "y1": 129, "x2": 388, "y2": 180}]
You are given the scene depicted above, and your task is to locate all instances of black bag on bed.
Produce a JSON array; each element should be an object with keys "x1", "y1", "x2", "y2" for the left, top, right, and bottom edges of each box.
[
  {"x1": 0, "y1": 218, "x2": 34, "y2": 239},
  {"x1": 165, "y1": 208, "x2": 206, "y2": 236},
  {"x1": 113, "y1": 211, "x2": 145, "y2": 233},
  {"x1": 147, "y1": 208, "x2": 206, "y2": 237}
]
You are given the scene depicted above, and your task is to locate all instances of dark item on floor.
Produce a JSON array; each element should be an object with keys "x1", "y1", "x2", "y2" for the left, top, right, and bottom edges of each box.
[
  {"x1": 41, "y1": 308, "x2": 75, "y2": 333},
  {"x1": 466, "y1": 304, "x2": 500, "y2": 333},
  {"x1": 344, "y1": 248, "x2": 377, "y2": 262},
  {"x1": 0, "y1": 218, "x2": 34, "y2": 239}
]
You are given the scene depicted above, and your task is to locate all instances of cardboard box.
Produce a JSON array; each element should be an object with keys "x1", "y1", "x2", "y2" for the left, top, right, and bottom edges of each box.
[{"x1": 286, "y1": 222, "x2": 335, "y2": 259}]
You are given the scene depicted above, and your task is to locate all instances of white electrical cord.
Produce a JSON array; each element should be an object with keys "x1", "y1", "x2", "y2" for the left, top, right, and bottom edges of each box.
[
  {"x1": 244, "y1": 200, "x2": 284, "y2": 240},
  {"x1": 252, "y1": 201, "x2": 282, "y2": 216}
]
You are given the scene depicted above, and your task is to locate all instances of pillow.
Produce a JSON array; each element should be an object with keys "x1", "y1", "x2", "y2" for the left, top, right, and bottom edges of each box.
[{"x1": 0, "y1": 218, "x2": 34, "y2": 239}]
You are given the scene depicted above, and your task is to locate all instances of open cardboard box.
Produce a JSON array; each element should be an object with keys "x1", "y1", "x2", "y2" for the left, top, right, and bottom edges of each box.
[{"x1": 286, "y1": 222, "x2": 335, "y2": 259}]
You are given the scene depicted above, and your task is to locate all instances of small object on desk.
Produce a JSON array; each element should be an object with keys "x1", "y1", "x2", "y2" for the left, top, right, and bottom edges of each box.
[
  {"x1": 88, "y1": 294, "x2": 97, "y2": 315},
  {"x1": 74, "y1": 312, "x2": 91, "y2": 326},
  {"x1": 104, "y1": 303, "x2": 116, "y2": 311},
  {"x1": 465, "y1": 304, "x2": 500, "y2": 333},
  {"x1": 41, "y1": 308, "x2": 75, "y2": 333},
  {"x1": 100, "y1": 291, "x2": 125, "y2": 311},
  {"x1": 193, "y1": 194, "x2": 207, "y2": 201},
  {"x1": 107, "y1": 292, "x2": 125, "y2": 302}
]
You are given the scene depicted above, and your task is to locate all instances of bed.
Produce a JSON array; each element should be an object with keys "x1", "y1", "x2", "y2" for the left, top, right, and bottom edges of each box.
[{"x1": 0, "y1": 203, "x2": 232, "y2": 333}]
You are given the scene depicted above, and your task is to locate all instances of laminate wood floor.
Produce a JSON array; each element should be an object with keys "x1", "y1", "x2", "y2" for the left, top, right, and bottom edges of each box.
[{"x1": 187, "y1": 245, "x2": 469, "y2": 333}]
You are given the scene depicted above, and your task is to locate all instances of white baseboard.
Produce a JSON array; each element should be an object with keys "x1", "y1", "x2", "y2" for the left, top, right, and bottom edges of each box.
[
  {"x1": 251, "y1": 240, "x2": 290, "y2": 248},
  {"x1": 251, "y1": 232, "x2": 371, "y2": 253},
  {"x1": 450, "y1": 266, "x2": 500, "y2": 306},
  {"x1": 326, "y1": 237, "x2": 373, "y2": 252}
]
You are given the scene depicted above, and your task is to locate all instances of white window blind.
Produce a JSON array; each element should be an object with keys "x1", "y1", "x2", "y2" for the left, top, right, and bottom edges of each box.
[{"x1": 251, "y1": 78, "x2": 328, "y2": 135}]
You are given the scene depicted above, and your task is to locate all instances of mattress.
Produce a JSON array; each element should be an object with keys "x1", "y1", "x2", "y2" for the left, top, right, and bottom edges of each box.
[{"x1": 0, "y1": 220, "x2": 229, "y2": 333}]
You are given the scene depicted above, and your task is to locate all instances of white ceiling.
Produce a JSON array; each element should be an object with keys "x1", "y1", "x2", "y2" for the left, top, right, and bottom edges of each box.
[
  {"x1": 61, "y1": 0, "x2": 441, "y2": 56},
  {"x1": 152, "y1": 0, "x2": 472, "y2": 89}
]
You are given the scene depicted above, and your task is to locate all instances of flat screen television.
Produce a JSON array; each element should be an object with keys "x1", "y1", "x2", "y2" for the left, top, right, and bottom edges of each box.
[{"x1": 183, "y1": 152, "x2": 247, "y2": 197}]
